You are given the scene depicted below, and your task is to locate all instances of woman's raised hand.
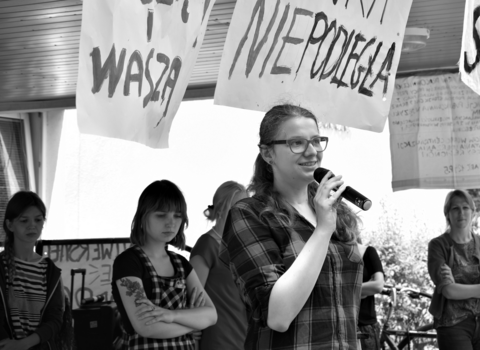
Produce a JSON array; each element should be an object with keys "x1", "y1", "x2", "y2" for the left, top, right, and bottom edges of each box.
[{"x1": 314, "y1": 170, "x2": 346, "y2": 234}]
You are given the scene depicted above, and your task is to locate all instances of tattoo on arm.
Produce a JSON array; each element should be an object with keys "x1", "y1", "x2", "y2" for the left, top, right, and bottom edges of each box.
[{"x1": 120, "y1": 278, "x2": 147, "y2": 307}]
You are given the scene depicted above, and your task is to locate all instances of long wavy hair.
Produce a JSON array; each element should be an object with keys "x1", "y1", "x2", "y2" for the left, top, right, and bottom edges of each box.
[
  {"x1": 130, "y1": 180, "x2": 188, "y2": 250},
  {"x1": 2, "y1": 191, "x2": 47, "y2": 282},
  {"x1": 249, "y1": 104, "x2": 358, "y2": 243},
  {"x1": 334, "y1": 201, "x2": 361, "y2": 243}
]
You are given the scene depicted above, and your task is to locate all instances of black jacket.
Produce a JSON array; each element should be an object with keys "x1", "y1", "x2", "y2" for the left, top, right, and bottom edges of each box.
[{"x1": 0, "y1": 252, "x2": 64, "y2": 350}]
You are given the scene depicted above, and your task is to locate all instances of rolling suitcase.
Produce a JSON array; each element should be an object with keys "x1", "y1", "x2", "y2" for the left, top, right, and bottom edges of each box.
[{"x1": 70, "y1": 268, "x2": 122, "y2": 349}]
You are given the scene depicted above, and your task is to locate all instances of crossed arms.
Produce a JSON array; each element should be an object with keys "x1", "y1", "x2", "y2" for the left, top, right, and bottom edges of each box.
[{"x1": 116, "y1": 269, "x2": 217, "y2": 339}]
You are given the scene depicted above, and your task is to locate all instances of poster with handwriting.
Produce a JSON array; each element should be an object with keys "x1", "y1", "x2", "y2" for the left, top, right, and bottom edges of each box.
[
  {"x1": 389, "y1": 74, "x2": 480, "y2": 191},
  {"x1": 460, "y1": 0, "x2": 480, "y2": 95},
  {"x1": 44, "y1": 242, "x2": 129, "y2": 309},
  {"x1": 76, "y1": 0, "x2": 215, "y2": 148},
  {"x1": 214, "y1": 0, "x2": 412, "y2": 132}
]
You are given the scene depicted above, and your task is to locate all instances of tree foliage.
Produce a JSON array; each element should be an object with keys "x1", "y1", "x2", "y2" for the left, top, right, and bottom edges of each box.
[
  {"x1": 359, "y1": 190, "x2": 479, "y2": 349},
  {"x1": 467, "y1": 188, "x2": 480, "y2": 231},
  {"x1": 360, "y1": 200, "x2": 440, "y2": 349}
]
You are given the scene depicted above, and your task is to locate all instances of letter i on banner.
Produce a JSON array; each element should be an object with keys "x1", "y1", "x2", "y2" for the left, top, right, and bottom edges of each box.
[
  {"x1": 461, "y1": 0, "x2": 480, "y2": 94},
  {"x1": 76, "y1": 0, "x2": 215, "y2": 148}
]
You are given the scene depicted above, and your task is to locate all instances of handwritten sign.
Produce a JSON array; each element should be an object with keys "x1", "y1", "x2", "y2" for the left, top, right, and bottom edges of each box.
[
  {"x1": 214, "y1": 0, "x2": 413, "y2": 132},
  {"x1": 460, "y1": 0, "x2": 480, "y2": 95},
  {"x1": 76, "y1": 0, "x2": 215, "y2": 148},
  {"x1": 43, "y1": 242, "x2": 129, "y2": 309},
  {"x1": 389, "y1": 74, "x2": 480, "y2": 191}
]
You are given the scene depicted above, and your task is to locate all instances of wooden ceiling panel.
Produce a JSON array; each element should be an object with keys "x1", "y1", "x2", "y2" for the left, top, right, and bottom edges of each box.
[{"x1": 0, "y1": 0, "x2": 469, "y2": 109}]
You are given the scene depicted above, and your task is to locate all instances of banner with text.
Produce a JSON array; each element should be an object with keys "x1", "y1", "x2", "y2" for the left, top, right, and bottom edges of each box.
[
  {"x1": 76, "y1": 0, "x2": 215, "y2": 148},
  {"x1": 460, "y1": 0, "x2": 480, "y2": 95},
  {"x1": 389, "y1": 74, "x2": 480, "y2": 191},
  {"x1": 44, "y1": 241, "x2": 129, "y2": 309},
  {"x1": 214, "y1": 0, "x2": 412, "y2": 132}
]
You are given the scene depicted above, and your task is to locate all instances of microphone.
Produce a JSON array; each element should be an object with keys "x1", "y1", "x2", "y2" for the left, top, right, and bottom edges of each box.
[{"x1": 313, "y1": 167, "x2": 372, "y2": 211}]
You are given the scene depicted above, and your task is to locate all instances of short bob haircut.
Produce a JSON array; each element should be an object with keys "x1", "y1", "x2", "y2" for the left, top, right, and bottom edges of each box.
[
  {"x1": 443, "y1": 189, "x2": 476, "y2": 229},
  {"x1": 130, "y1": 180, "x2": 188, "y2": 250}
]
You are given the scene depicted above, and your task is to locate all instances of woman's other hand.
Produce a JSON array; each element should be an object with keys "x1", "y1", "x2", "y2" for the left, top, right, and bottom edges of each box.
[
  {"x1": 440, "y1": 264, "x2": 454, "y2": 283},
  {"x1": 0, "y1": 338, "x2": 28, "y2": 350},
  {"x1": 188, "y1": 286, "x2": 205, "y2": 308},
  {"x1": 135, "y1": 304, "x2": 176, "y2": 325}
]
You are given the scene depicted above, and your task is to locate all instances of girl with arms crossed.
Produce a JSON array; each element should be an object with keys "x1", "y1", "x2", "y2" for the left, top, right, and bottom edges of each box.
[{"x1": 112, "y1": 180, "x2": 217, "y2": 349}]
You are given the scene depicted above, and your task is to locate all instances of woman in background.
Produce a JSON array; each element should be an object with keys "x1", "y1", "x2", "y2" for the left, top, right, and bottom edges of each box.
[
  {"x1": 357, "y1": 240, "x2": 385, "y2": 350},
  {"x1": 220, "y1": 104, "x2": 363, "y2": 349},
  {"x1": 0, "y1": 191, "x2": 64, "y2": 350},
  {"x1": 190, "y1": 181, "x2": 248, "y2": 350},
  {"x1": 428, "y1": 189, "x2": 480, "y2": 350},
  {"x1": 112, "y1": 180, "x2": 217, "y2": 349}
]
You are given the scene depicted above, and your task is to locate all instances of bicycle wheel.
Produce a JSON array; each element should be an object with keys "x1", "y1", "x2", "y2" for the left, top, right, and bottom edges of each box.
[{"x1": 397, "y1": 323, "x2": 436, "y2": 350}]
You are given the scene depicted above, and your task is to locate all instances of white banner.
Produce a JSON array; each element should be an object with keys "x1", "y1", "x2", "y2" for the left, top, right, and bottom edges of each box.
[
  {"x1": 76, "y1": 0, "x2": 215, "y2": 148},
  {"x1": 389, "y1": 74, "x2": 480, "y2": 191},
  {"x1": 460, "y1": 0, "x2": 480, "y2": 95},
  {"x1": 44, "y1": 241, "x2": 129, "y2": 309},
  {"x1": 214, "y1": 0, "x2": 412, "y2": 132}
]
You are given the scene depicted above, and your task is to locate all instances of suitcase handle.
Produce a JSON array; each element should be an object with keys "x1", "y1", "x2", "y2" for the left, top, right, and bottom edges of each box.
[
  {"x1": 71, "y1": 268, "x2": 86, "y2": 276},
  {"x1": 70, "y1": 269, "x2": 87, "y2": 307}
]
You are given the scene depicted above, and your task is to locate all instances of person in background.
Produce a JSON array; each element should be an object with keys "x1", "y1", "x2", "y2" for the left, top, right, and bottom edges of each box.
[
  {"x1": 357, "y1": 239, "x2": 385, "y2": 350},
  {"x1": 428, "y1": 189, "x2": 480, "y2": 350},
  {"x1": 190, "y1": 181, "x2": 248, "y2": 350},
  {"x1": 220, "y1": 104, "x2": 364, "y2": 349},
  {"x1": 0, "y1": 191, "x2": 64, "y2": 350},
  {"x1": 112, "y1": 180, "x2": 217, "y2": 350}
]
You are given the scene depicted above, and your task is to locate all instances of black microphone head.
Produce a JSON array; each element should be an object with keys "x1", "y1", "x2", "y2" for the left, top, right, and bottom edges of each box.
[
  {"x1": 314, "y1": 167, "x2": 333, "y2": 183},
  {"x1": 363, "y1": 200, "x2": 372, "y2": 211}
]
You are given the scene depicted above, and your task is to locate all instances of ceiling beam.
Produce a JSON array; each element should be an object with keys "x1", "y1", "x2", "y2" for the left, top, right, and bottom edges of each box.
[
  {"x1": 0, "y1": 84, "x2": 217, "y2": 112},
  {"x1": 0, "y1": 97, "x2": 76, "y2": 112}
]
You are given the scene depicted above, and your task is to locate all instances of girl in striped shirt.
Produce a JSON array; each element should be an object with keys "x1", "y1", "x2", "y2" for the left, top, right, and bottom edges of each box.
[{"x1": 0, "y1": 191, "x2": 64, "y2": 350}]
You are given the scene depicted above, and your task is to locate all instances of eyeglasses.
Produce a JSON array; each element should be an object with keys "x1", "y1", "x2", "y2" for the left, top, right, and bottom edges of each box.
[{"x1": 266, "y1": 136, "x2": 328, "y2": 154}]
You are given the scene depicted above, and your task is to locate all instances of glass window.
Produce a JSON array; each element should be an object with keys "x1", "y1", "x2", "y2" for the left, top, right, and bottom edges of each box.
[{"x1": 0, "y1": 117, "x2": 30, "y2": 241}]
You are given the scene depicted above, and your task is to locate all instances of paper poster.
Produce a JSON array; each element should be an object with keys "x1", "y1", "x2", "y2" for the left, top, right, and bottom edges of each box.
[
  {"x1": 76, "y1": 0, "x2": 215, "y2": 148},
  {"x1": 389, "y1": 74, "x2": 480, "y2": 191},
  {"x1": 44, "y1": 241, "x2": 129, "y2": 309},
  {"x1": 214, "y1": 0, "x2": 413, "y2": 132},
  {"x1": 460, "y1": 0, "x2": 480, "y2": 95}
]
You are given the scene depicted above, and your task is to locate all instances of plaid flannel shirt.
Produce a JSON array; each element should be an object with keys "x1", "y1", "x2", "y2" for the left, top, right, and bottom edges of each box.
[{"x1": 220, "y1": 196, "x2": 363, "y2": 350}]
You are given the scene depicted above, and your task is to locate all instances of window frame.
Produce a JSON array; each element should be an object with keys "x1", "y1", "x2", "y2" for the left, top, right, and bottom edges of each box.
[{"x1": 0, "y1": 112, "x2": 36, "y2": 192}]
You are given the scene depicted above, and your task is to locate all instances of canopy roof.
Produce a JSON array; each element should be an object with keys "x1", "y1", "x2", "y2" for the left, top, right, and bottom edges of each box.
[{"x1": 0, "y1": 0, "x2": 464, "y2": 112}]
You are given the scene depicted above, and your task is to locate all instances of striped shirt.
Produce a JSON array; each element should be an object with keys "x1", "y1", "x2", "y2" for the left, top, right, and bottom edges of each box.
[
  {"x1": 5, "y1": 257, "x2": 48, "y2": 339},
  {"x1": 220, "y1": 196, "x2": 364, "y2": 350}
]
